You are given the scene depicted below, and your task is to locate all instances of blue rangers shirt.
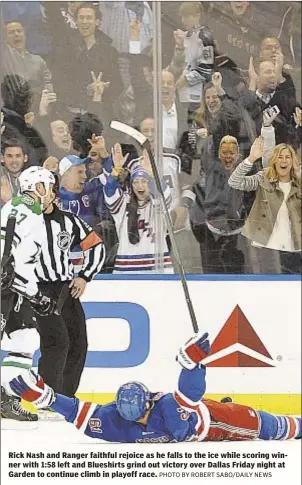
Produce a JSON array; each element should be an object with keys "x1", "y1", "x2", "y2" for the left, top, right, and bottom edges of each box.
[
  {"x1": 58, "y1": 167, "x2": 113, "y2": 270},
  {"x1": 50, "y1": 367, "x2": 211, "y2": 443},
  {"x1": 59, "y1": 176, "x2": 111, "y2": 229}
]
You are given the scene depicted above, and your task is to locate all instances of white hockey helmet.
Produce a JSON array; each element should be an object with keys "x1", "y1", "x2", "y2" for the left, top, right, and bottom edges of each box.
[{"x1": 19, "y1": 166, "x2": 56, "y2": 201}]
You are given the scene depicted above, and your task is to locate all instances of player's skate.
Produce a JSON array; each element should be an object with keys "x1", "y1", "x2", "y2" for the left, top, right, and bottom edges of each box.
[{"x1": 1, "y1": 386, "x2": 38, "y2": 429}]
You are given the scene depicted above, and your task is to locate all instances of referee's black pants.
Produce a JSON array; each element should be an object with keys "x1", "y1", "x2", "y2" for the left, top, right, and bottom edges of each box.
[{"x1": 36, "y1": 282, "x2": 87, "y2": 398}]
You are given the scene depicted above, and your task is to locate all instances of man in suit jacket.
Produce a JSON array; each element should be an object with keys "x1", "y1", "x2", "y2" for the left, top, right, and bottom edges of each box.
[{"x1": 241, "y1": 58, "x2": 298, "y2": 148}]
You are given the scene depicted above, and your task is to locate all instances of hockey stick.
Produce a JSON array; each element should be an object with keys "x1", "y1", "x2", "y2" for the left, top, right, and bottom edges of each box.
[
  {"x1": 110, "y1": 121, "x2": 199, "y2": 332},
  {"x1": 1, "y1": 216, "x2": 16, "y2": 269}
]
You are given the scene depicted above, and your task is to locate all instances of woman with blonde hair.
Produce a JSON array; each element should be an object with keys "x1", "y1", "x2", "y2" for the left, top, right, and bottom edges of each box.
[{"x1": 229, "y1": 137, "x2": 301, "y2": 273}]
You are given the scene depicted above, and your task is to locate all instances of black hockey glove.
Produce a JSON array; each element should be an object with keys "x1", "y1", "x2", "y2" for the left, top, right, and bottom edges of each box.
[
  {"x1": 31, "y1": 292, "x2": 57, "y2": 317},
  {"x1": 1, "y1": 255, "x2": 15, "y2": 290}
]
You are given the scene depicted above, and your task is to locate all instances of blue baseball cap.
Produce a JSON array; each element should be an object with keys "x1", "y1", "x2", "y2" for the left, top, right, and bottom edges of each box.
[{"x1": 59, "y1": 155, "x2": 91, "y2": 177}]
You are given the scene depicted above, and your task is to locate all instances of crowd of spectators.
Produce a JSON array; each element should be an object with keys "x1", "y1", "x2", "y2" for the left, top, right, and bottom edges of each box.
[{"x1": 1, "y1": 1, "x2": 301, "y2": 274}]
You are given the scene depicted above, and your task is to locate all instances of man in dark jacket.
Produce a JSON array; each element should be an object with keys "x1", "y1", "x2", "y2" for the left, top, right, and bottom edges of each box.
[
  {"x1": 240, "y1": 58, "x2": 298, "y2": 148},
  {"x1": 1, "y1": 74, "x2": 48, "y2": 166},
  {"x1": 53, "y1": 3, "x2": 123, "y2": 127}
]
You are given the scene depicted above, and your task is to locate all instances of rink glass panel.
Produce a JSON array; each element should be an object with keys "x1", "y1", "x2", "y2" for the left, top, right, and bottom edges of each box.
[{"x1": 0, "y1": 1, "x2": 300, "y2": 275}]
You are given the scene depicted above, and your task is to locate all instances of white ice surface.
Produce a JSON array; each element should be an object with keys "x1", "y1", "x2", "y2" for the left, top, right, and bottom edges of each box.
[
  {"x1": 2, "y1": 421, "x2": 301, "y2": 485},
  {"x1": 2, "y1": 420, "x2": 103, "y2": 445}
]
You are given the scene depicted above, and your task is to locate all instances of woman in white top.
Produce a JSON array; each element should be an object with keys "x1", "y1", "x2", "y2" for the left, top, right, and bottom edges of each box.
[{"x1": 228, "y1": 137, "x2": 301, "y2": 273}]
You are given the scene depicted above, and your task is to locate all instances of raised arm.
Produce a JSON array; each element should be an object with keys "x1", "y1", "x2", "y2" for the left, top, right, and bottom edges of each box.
[
  {"x1": 228, "y1": 136, "x2": 265, "y2": 192},
  {"x1": 164, "y1": 332, "x2": 211, "y2": 442},
  {"x1": 174, "y1": 332, "x2": 210, "y2": 406},
  {"x1": 261, "y1": 107, "x2": 278, "y2": 167},
  {"x1": 103, "y1": 142, "x2": 128, "y2": 209},
  {"x1": 9, "y1": 370, "x2": 121, "y2": 442}
]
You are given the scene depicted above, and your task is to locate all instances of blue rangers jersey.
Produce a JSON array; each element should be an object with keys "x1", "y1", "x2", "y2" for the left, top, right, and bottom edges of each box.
[
  {"x1": 58, "y1": 176, "x2": 111, "y2": 228},
  {"x1": 50, "y1": 367, "x2": 211, "y2": 443},
  {"x1": 58, "y1": 164, "x2": 112, "y2": 270}
]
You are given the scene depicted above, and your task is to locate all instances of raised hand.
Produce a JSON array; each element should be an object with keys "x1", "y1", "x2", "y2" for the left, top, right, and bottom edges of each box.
[
  {"x1": 248, "y1": 57, "x2": 258, "y2": 90},
  {"x1": 112, "y1": 143, "x2": 129, "y2": 177},
  {"x1": 292, "y1": 152, "x2": 301, "y2": 178},
  {"x1": 88, "y1": 134, "x2": 109, "y2": 159},
  {"x1": 43, "y1": 156, "x2": 59, "y2": 173},
  {"x1": 283, "y1": 63, "x2": 294, "y2": 76},
  {"x1": 196, "y1": 128, "x2": 208, "y2": 138},
  {"x1": 294, "y1": 107, "x2": 301, "y2": 127},
  {"x1": 211, "y1": 72, "x2": 222, "y2": 90},
  {"x1": 273, "y1": 50, "x2": 285, "y2": 82},
  {"x1": 90, "y1": 71, "x2": 110, "y2": 102},
  {"x1": 177, "y1": 332, "x2": 210, "y2": 370},
  {"x1": 273, "y1": 50, "x2": 284, "y2": 69},
  {"x1": 249, "y1": 136, "x2": 265, "y2": 163},
  {"x1": 24, "y1": 112, "x2": 35, "y2": 127},
  {"x1": 263, "y1": 106, "x2": 280, "y2": 127},
  {"x1": 39, "y1": 89, "x2": 57, "y2": 116}
]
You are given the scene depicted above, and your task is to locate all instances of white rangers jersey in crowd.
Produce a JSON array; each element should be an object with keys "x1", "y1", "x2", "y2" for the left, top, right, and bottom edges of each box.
[
  {"x1": 1, "y1": 195, "x2": 47, "y2": 296},
  {"x1": 178, "y1": 29, "x2": 214, "y2": 104},
  {"x1": 162, "y1": 153, "x2": 181, "y2": 211},
  {"x1": 104, "y1": 178, "x2": 173, "y2": 273},
  {"x1": 129, "y1": 154, "x2": 181, "y2": 211}
]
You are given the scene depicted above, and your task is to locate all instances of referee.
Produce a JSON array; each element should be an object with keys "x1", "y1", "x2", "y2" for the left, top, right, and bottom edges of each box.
[{"x1": 33, "y1": 177, "x2": 105, "y2": 399}]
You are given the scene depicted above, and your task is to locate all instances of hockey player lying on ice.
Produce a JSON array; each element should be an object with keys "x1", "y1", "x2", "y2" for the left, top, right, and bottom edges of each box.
[{"x1": 9, "y1": 332, "x2": 301, "y2": 442}]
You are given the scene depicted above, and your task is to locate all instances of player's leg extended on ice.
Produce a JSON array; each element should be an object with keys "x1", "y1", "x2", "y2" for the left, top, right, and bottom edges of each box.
[
  {"x1": 257, "y1": 411, "x2": 301, "y2": 440},
  {"x1": 174, "y1": 332, "x2": 301, "y2": 441}
]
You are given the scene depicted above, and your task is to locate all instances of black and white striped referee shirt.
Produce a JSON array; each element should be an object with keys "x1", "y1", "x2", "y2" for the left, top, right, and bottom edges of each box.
[{"x1": 35, "y1": 205, "x2": 105, "y2": 283}]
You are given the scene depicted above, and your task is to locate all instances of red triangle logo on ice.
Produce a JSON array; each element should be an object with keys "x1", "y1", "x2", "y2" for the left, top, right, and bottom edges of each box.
[{"x1": 205, "y1": 305, "x2": 274, "y2": 367}]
